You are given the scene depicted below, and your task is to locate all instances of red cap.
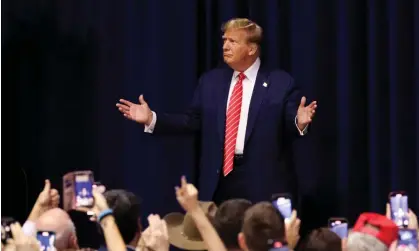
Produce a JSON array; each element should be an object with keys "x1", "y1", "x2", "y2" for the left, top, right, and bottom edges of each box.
[{"x1": 352, "y1": 212, "x2": 398, "y2": 247}]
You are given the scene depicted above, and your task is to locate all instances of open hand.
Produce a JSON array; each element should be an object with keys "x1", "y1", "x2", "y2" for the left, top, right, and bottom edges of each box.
[
  {"x1": 116, "y1": 95, "x2": 153, "y2": 125},
  {"x1": 297, "y1": 97, "x2": 317, "y2": 130}
]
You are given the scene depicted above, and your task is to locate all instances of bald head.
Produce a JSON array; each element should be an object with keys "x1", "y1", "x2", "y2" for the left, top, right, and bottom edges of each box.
[{"x1": 36, "y1": 208, "x2": 78, "y2": 250}]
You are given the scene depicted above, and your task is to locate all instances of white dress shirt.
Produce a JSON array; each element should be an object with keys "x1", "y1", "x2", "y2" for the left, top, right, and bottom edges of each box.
[
  {"x1": 226, "y1": 57, "x2": 260, "y2": 154},
  {"x1": 145, "y1": 57, "x2": 307, "y2": 154}
]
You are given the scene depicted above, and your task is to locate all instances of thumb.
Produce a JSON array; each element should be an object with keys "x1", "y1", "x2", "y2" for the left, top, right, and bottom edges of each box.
[
  {"x1": 139, "y1": 94, "x2": 147, "y2": 105},
  {"x1": 92, "y1": 190, "x2": 103, "y2": 210},
  {"x1": 290, "y1": 210, "x2": 297, "y2": 222},
  {"x1": 92, "y1": 187, "x2": 101, "y2": 199},
  {"x1": 286, "y1": 210, "x2": 297, "y2": 225},
  {"x1": 43, "y1": 179, "x2": 51, "y2": 192},
  {"x1": 299, "y1": 96, "x2": 306, "y2": 108}
]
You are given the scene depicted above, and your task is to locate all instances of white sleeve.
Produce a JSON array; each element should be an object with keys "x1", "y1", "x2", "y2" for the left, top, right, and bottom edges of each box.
[
  {"x1": 22, "y1": 220, "x2": 37, "y2": 237},
  {"x1": 144, "y1": 111, "x2": 157, "y2": 133},
  {"x1": 295, "y1": 116, "x2": 308, "y2": 136}
]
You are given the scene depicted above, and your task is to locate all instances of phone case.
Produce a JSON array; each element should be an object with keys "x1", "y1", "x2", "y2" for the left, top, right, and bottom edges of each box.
[{"x1": 62, "y1": 170, "x2": 94, "y2": 211}]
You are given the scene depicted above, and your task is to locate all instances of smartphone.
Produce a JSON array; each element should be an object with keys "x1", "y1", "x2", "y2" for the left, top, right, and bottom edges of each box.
[
  {"x1": 1, "y1": 217, "x2": 15, "y2": 244},
  {"x1": 397, "y1": 229, "x2": 418, "y2": 251},
  {"x1": 75, "y1": 172, "x2": 95, "y2": 208},
  {"x1": 271, "y1": 193, "x2": 293, "y2": 221},
  {"x1": 36, "y1": 231, "x2": 56, "y2": 251},
  {"x1": 63, "y1": 171, "x2": 95, "y2": 211},
  {"x1": 389, "y1": 191, "x2": 409, "y2": 228},
  {"x1": 328, "y1": 217, "x2": 348, "y2": 239}
]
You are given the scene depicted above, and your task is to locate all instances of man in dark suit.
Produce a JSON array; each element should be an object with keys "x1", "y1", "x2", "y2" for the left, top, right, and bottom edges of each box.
[{"x1": 116, "y1": 18, "x2": 317, "y2": 205}]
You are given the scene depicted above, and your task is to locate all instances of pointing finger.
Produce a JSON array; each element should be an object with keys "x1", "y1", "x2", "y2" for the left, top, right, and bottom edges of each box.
[
  {"x1": 290, "y1": 210, "x2": 297, "y2": 221},
  {"x1": 181, "y1": 176, "x2": 187, "y2": 188}
]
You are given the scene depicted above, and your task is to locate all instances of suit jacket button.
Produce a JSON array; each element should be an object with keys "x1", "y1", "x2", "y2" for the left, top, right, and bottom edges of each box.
[{"x1": 217, "y1": 170, "x2": 219, "y2": 174}]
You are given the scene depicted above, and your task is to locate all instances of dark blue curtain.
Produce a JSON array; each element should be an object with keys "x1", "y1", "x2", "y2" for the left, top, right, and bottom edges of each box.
[{"x1": 3, "y1": 0, "x2": 419, "y2": 237}]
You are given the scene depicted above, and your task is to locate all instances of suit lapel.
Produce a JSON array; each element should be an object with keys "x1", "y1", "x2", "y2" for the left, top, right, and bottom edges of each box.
[
  {"x1": 244, "y1": 67, "x2": 269, "y2": 146},
  {"x1": 217, "y1": 68, "x2": 234, "y2": 143}
]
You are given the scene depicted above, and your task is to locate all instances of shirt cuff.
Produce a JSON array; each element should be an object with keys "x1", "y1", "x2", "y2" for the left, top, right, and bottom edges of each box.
[
  {"x1": 144, "y1": 111, "x2": 157, "y2": 133},
  {"x1": 22, "y1": 220, "x2": 37, "y2": 237},
  {"x1": 295, "y1": 116, "x2": 308, "y2": 136}
]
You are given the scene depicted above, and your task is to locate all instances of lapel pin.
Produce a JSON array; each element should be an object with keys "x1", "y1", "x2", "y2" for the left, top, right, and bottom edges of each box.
[{"x1": 263, "y1": 82, "x2": 268, "y2": 87}]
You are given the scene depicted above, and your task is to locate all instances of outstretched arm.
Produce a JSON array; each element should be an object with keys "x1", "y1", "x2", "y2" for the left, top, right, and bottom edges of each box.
[
  {"x1": 116, "y1": 78, "x2": 204, "y2": 135},
  {"x1": 175, "y1": 176, "x2": 228, "y2": 251}
]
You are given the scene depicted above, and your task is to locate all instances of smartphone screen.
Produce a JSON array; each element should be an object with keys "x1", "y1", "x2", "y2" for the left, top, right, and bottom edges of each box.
[
  {"x1": 75, "y1": 173, "x2": 94, "y2": 207},
  {"x1": 36, "y1": 231, "x2": 56, "y2": 251},
  {"x1": 329, "y1": 218, "x2": 348, "y2": 239},
  {"x1": 398, "y1": 229, "x2": 418, "y2": 251},
  {"x1": 272, "y1": 194, "x2": 292, "y2": 221},
  {"x1": 389, "y1": 191, "x2": 409, "y2": 228}
]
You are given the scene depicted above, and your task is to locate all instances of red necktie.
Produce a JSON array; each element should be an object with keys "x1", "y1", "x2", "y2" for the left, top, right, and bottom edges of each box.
[{"x1": 223, "y1": 72, "x2": 246, "y2": 176}]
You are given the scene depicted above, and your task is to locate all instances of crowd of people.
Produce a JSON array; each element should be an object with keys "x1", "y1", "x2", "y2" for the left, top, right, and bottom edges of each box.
[{"x1": 1, "y1": 174, "x2": 418, "y2": 251}]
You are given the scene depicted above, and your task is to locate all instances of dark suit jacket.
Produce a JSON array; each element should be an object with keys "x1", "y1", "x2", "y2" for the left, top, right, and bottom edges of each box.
[{"x1": 154, "y1": 65, "x2": 304, "y2": 203}]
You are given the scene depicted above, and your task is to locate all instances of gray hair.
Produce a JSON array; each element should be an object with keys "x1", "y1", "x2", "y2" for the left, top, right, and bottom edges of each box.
[
  {"x1": 63, "y1": 219, "x2": 76, "y2": 237},
  {"x1": 347, "y1": 232, "x2": 388, "y2": 251}
]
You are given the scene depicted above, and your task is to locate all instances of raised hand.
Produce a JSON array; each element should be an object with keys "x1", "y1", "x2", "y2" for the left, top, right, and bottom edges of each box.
[
  {"x1": 297, "y1": 96, "x2": 317, "y2": 130},
  {"x1": 116, "y1": 95, "x2": 153, "y2": 125},
  {"x1": 8, "y1": 223, "x2": 41, "y2": 251},
  {"x1": 285, "y1": 210, "x2": 301, "y2": 249},
  {"x1": 91, "y1": 187, "x2": 110, "y2": 217},
  {"x1": 36, "y1": 180, "x2": 60, "y2": 210},
  {"x1": 408, "y1": 209, "x2": 418, "y2": 230},
  {"x1": 27, "y1": 179, "x2": 60, "y2": 222},
  {"x1": 386, "y1": 203, "x2": 418, "y2": 230},
  {"x1": 175, "y1": 176, "x2": 199, "y2": 212},
  {"x1": 140, "y1": 214, "x2": 169, "y2": 251}
]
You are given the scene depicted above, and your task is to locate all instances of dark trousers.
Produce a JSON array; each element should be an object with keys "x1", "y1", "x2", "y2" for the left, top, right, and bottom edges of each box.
[{"x1": 213, "y1": 154, "x2": 249, "y2": 205}]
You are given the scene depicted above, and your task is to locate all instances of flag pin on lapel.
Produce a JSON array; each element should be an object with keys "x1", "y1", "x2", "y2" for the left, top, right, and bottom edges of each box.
[{"x1": 263, "y1": 82, "x2": 268, "y2": 87}]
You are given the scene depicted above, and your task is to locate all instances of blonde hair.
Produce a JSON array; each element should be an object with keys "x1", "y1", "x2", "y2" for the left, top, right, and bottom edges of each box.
[
  {"x1": 347, "y1": 232, "x2": 388, "y2": 251},
  {"x1": 221, "y1": 18, "x2": 263, "y2": 45}
]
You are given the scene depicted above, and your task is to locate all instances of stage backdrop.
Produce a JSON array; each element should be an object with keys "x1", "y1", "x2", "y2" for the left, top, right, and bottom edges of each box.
[{"x1": 3, "y1": 0, "x2": 419, "y2": 235}]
